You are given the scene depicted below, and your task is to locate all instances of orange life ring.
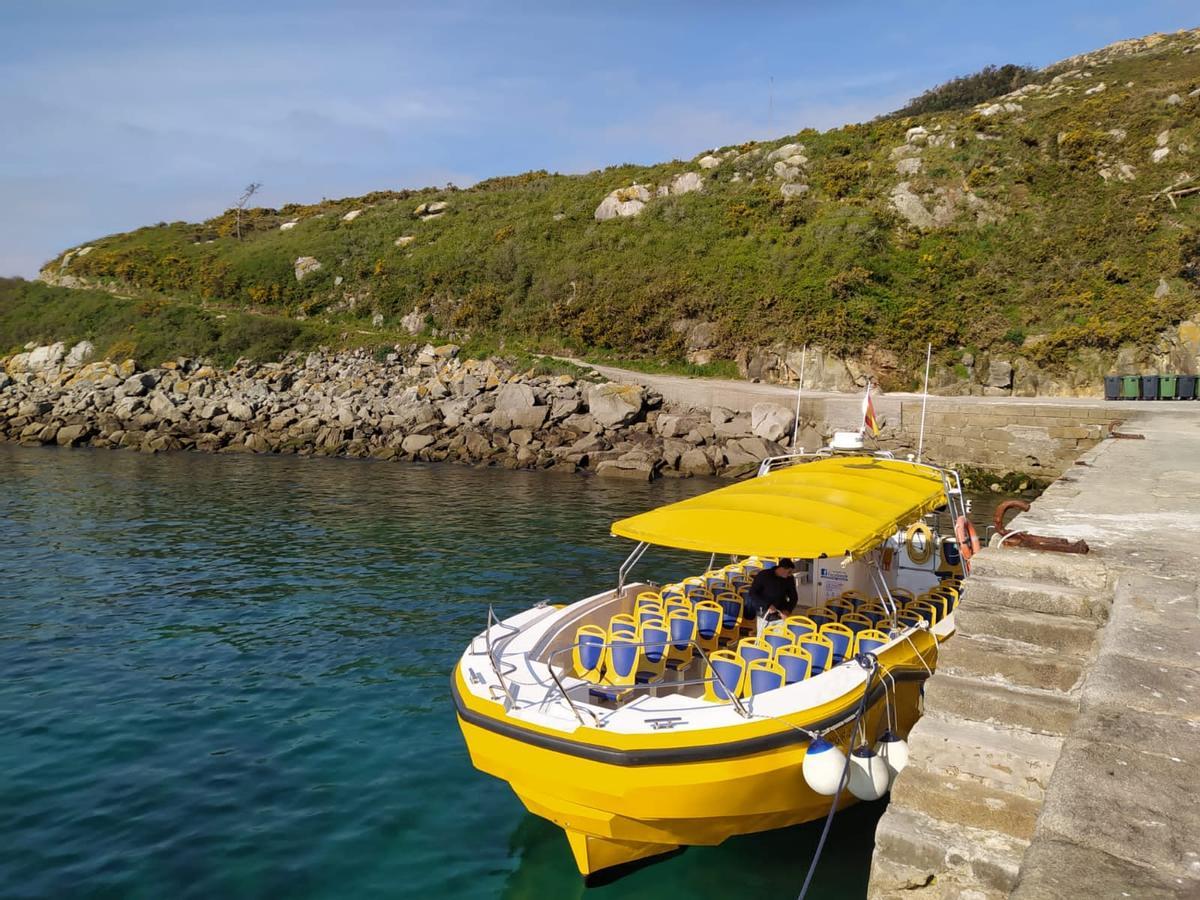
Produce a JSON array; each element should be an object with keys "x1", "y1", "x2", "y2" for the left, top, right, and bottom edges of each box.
[{"x1": 954, "y1": 515, "x2": 983, "y2": 560}]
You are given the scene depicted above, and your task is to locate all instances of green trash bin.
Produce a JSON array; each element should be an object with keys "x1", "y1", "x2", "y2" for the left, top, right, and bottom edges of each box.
[
  {"x1": 1159, "y1": 375, "x2": 1179, "y2": 400},
  {"x1": 1120, "y1": 375, "x2": 1139, "y2": 399}
]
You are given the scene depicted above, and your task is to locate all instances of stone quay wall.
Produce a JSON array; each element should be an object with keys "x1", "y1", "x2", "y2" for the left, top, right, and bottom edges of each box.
[
  {"x1": 869, "y1": 410, "x2": 1200, "y2": 898},
  {"x1": 893, "y1": 399, "x2": 1124, "y2": 476}
]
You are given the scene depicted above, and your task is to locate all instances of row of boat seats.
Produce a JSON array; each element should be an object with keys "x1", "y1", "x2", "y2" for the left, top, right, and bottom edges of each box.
[
  {"x1": 643, "y1": 556, "x2": 778, "y2": 645},
  {"x1": 702, "y1": 621, "x2": 892, "y2": 702},
  {"x1": 797, "y1": 580, "x2": 963, "y2": 631}
]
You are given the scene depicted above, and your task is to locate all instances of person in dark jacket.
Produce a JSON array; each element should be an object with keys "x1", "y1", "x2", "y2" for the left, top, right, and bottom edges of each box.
[{"x1": 748, "y1": 558, "x2": 798, "y2": 630}]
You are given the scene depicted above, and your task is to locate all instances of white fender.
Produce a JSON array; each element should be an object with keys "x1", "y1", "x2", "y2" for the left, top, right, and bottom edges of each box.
[
  {"x1": 802, "y1": 737, "x2": 847, "y2": 796},
  {"x1": 873, "y1": 730, "x2": 910, "y2": 780},
  {"x1": 847, "y1": 745, "x2": 891, "y2": 801}
]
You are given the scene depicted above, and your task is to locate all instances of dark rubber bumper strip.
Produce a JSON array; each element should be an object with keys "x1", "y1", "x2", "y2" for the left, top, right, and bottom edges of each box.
[{"x1": 451, "y1": 666, "x2": 929, "y2": 766}]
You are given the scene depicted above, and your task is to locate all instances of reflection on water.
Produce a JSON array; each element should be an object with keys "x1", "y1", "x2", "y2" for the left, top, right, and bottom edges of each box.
[{"x1": 0, "y1": 444, "x2": 1006, "y2": 899}]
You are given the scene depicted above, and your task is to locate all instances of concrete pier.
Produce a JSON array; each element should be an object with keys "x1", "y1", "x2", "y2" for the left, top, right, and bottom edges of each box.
[
  {"x1": 584, "y1": 363, "x2": 1126, "y2": 476},
  {"x1": 869, "y1": 409, "x2": 1200, "y2": 898}
]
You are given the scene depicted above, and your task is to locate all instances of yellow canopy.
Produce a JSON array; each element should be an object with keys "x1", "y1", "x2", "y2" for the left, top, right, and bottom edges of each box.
[{"x1": 611, "y1": 456, "x2": 948, "y2": 559}]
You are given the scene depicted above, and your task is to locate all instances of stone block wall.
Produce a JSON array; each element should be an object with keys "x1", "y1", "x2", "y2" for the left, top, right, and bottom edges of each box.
[{"x1": 892, "y1": 400, "x2": 1123, "y2": 475}]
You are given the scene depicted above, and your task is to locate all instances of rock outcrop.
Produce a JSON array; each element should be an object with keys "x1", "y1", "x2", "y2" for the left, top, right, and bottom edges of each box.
[{"x1": 0, "y1": 342, "x2": 820, "y2": 480}]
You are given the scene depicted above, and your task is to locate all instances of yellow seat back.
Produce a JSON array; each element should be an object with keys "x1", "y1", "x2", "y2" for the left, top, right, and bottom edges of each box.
[
  {"x1": 854, "y1": 628, "x2": 891, "y2": 656},
  {"x1": 776, "y1": 645, "x2": 813, "y2": 683},
  {"x1": 665, "y1": 609, "x2": 698, "y2": 670},
  {"x1": 703, "y1": 649, "x2": 746, "y2": 702},
  {"x1": 818, "y1": 621, "x2": 855, "y2": 664},
  {"x1": 744, "y1": 658, "x2": 786, "y2": 698},
  {"x1": 571, "y1": 624, "x2": 607, "y2": 681}
]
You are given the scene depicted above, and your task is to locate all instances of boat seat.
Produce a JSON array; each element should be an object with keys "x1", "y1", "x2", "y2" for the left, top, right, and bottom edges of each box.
[
  {"x1": 861, "y1": 602, "x2": 889, "y2": 624},
  {"x1": 571, "y1": 624, "x2": 607, "y2": 682},
  {"x1": 785, "y1": 615, "x2": 817, "y2": 641},
  {"x1": 659, "y1": 584, "x2": 686, "y2": 604},
  {"x1": 744, "y1": 658, "x2": 786, "y2": 697},
  {"x1": 609, "y1": 613, "x2": 638, "y2": 636},
  {"x1": 636, "y1": 620, "x2": 669, "y2": 682},
  {"x1": 776, "y1": 645, "x2": 813, "y2": 683},
  {"x1": 694, "y1": 600, "x2": 724, "y2": 653},
  {"x1": 761, "y1": 622, "x2": 793, "y2": 657},
  {"x1": 798, "y1": 633, "x2": 834, "y2": 675},
  {"x1": 896, "y1": 609, "x2": 924, "y2": 630},
  {"x1": 590, "y1": 630, "x2": 641, "y2": 702},
  {"x1": 854, "y1": 628, "x2": 890, "y2": 656},
  {"x1": 703, "y1": 649, "x2": 746, "y2": 702},
  {"x1": 665, "y1": 609, "x2": 697, "y2": 671},
  {"x1": 826, "y1": 597, "x2": 855, "y2": 618},
  {"x1": 907, "y1": 599, "x2": 939, "y2": 626},
  {"x1": 919, "y1": 591, "x2": 950, "y2": 620},
  {"x1": 807, "y1": 607, "x2": 838, "y2": 627},
  {"x1": 714, "y1": 591, "x2": 744, "y2": 638},
  {"x1": 819, "y1": 622, "x2": 854, "y2": 665},
  {"x1": 736, "y1": 637, "x2": 772, "y2": 669},
  {"x1": 840, "y1": 612, "x2": 873, "y2": 634}
]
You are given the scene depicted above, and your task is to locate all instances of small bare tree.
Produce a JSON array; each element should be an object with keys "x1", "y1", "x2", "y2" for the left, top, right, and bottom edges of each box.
[{"x1": 233, "y1": 182, "x2": 262, "y2": 240}]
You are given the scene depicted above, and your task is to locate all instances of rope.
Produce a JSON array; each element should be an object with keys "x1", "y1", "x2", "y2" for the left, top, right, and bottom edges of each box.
[{"x1": 797, "y1": 654, "x2": 880, "y2": 900}]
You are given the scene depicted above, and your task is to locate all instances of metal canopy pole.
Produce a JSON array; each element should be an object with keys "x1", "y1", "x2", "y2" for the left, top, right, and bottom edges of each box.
[
  {"x1": 916, "y1": 343, "x2": 932, "y2": 463},
  {"x1": 791, "y1": 345, "x2": 808, "y2": 449}
]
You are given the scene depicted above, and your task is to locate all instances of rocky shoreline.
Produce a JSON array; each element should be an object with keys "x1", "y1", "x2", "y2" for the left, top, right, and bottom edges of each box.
[{"x1": 0, "y1": 340, "x2": 813, "y2": 479}]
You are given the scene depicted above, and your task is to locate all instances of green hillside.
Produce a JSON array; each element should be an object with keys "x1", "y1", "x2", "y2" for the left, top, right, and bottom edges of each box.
[{"x1": 32, "y1": 28, "x2": 1200, "y2": 387}]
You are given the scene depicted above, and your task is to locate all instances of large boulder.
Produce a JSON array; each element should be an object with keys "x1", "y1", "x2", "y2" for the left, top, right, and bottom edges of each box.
[
  {"x1": 668, "y1": 172, "x2": 704, "y2": 195},
  {"x1": 492, "y1": 405, "x2": 548, "y2": 431},
  {"x1": 986, "y1": 359, "x2": 1014, "y2": 390},
  {"x1": 596, "y1": 453, "x2": 656, "y2": 481},
  {"x1": 678, "y1": 447, "x2": 714, "y2": 476},
  {"x1": 27, "y1": 342, "x2": 65, "y2": 372},
  {"x1": 64, "y1": 341, "x2": 95, "y2": 368},
  {"x1": 226, "y1": 399, "x2": 256, "y2": 421},
  {"x1": 402, "y1": 434, "x2": 436, "y2": 454},
  {"x1": 594, "y1": 185, "x2": 651, "y2": 221},
  {"x1": 494, "y1": 382, "x2": 537, "y2": 411},
  {"x1": 586, "y1": 383, "x2": 645, "y2": 428},
  {"x1": 766, "y1": 142, "x2": 805, "y2": 163},
  {"x1": 751, "y1": 403, "x2": 794, "y2": 443},
  {"x1": 890, "y1": 183, "x2": 935, "y2": 230},
  {"x1": 294, "y1": 256, "x2": 322, "y2": 281},
  {"x1": 415, "y1": 201, "x2": 449, "y2": 219},
  {"x1": 715, "y1": 415, "x2": 752, "y2": 439}
]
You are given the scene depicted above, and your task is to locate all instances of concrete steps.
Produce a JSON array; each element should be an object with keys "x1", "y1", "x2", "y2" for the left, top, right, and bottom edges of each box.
[
  {"x1": 953, "y1": 604, "x2": 1098, "y2": 657},
  {"x1": 883, "y1": 713, "x2": 1063, "y2": 872},
  {"x1": 870, "y1": 806, "x2": 1026, "y2": 899},
  {"x1": 963, "y1": 574, "x2": 1104, "y2": 621},
  {"x1": 922, "y1": 673, "x2": 1080, "y2": 737},
  {"x1": 938, "y1": 632, "x2": 1087, "y2": 693},
  {"x1": 969, "y1": 546, "x2": 1109, "y2": 593},
  {"x1": 869, "y1": 546, "x2": 1108, "y2": 898}
]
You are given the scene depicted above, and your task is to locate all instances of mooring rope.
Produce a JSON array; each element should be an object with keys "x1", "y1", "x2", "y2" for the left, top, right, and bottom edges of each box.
[{"x1": 797, "y1": 653, "x2": 880, "y2": 900}]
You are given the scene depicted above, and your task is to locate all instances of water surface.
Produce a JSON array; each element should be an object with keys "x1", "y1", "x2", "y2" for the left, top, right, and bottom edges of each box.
[{"x1": 2, "y1": 445, "x2": 989, "y2": 899}]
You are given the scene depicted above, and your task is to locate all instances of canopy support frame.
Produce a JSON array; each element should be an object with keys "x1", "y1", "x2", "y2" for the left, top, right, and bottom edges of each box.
[{"x1": 617, "y1": 540, "x2": 649, "y2": 593}]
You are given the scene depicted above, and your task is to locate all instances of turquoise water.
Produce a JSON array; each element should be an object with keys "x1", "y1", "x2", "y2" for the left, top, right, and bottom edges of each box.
[{"x1": 2, "y1": 444, "x2": 899, "y2": 899}]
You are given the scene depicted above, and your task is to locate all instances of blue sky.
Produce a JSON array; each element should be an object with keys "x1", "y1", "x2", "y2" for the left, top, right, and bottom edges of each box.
[{"x1": 0, "y1": 0, "x2": 1195, "y2": 277}]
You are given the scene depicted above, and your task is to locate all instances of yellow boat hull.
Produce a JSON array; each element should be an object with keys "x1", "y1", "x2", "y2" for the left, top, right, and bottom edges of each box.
[{"x1": 454, "y1": 632, "x2": 935, "y2": 875}]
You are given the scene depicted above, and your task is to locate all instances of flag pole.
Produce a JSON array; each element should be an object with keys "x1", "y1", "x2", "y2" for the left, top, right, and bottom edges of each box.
[
  {"x1": 917, "y1": 342, "x2": 932, "y2": 462},
  {"x1": 790, "y1": 345, "x2": 807, "y2": 449}
]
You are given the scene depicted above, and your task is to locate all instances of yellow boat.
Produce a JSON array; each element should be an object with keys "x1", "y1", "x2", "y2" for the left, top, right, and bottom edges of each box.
[{"x1": 453, "y1": 451, "x2": 969, "y2": 877}]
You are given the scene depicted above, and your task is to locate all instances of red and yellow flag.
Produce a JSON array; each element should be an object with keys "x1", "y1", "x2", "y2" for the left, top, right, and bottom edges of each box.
[{"x1": 862, "y1": 381, "x2": 880, "y2": 436}]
